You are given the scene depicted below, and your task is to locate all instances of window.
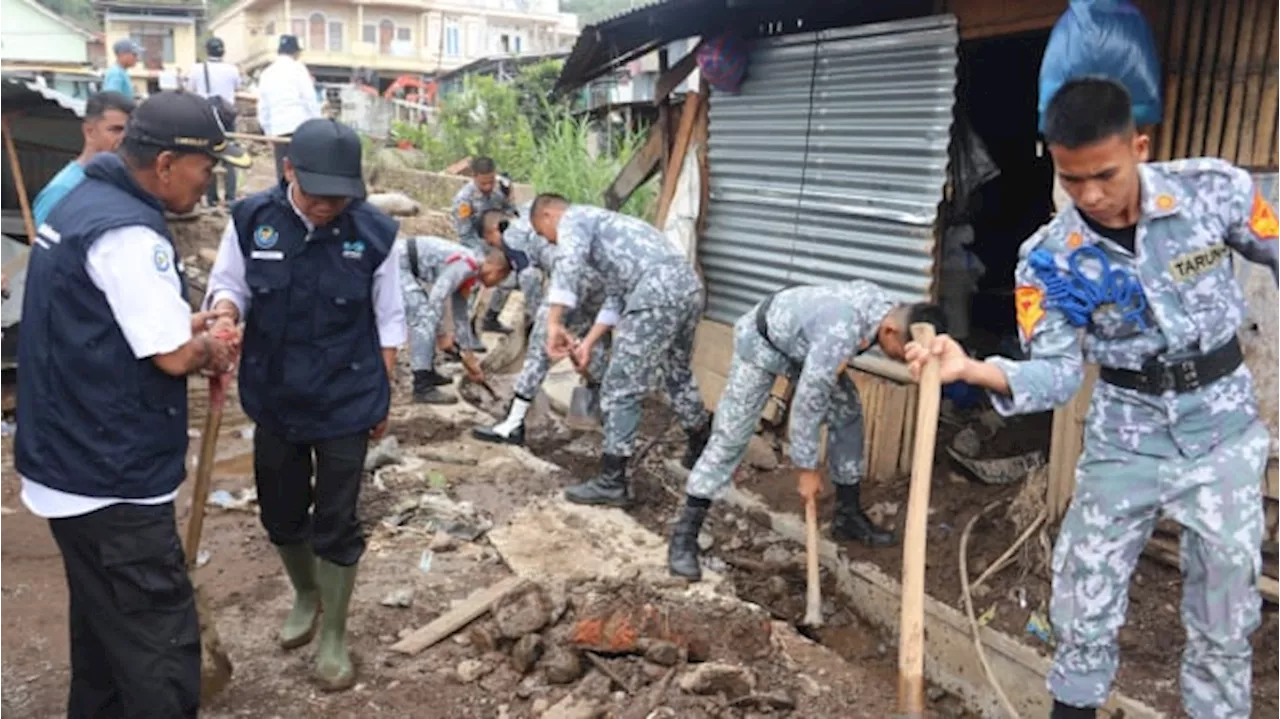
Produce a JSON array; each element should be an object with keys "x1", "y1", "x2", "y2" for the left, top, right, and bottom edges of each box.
[
  {"x1": 308, "y1": 13, "x2": 326, "y2": 53},
  {"x1": 290, "y1": 18, "x2": 306, "y2": 40},
  {"x1": 129, "y1": 24, "x2": 174, "y2": 69},
  {"x1": 328, "y1": 21, "x2": 343, "y2": 52},
  {"x1": 514, "y1": 35, "x2": 521, "y2": 53},
  {"x1": 499, "y1": 34, "x2": 510, "y2": 53},
  {"x1": 377, "y1": 19, "x2": 394, "y2": 54},
  {"x1": 396, "y1": 27, "x2": 411, "y2": 42},
  {"x1": 444, "y1": 22, "x2": 460, "y2": 57},
  {"x1": 362, "y1": 24, "x2": 376, "y2": 44}
]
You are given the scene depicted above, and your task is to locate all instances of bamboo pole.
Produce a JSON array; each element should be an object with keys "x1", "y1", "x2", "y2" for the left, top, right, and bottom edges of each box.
[{"x1": 1, "y1": 116, "x2": 38, "y2": 242}]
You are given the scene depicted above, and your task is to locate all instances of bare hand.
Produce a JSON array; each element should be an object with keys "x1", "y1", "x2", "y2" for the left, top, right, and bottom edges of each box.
[
  {"x1": 546, "y1": 322, "x2": 573, "y2": 361},
  {"x1": 439, "y1": 333, "x2": 457, "y2": 353},
  {"x1": 461, "y1": 353, "x2": 485, "y2": 384},
  {"x1": 191, "y1": 308, "x2": 234, "y2": 336},
  {"x1": 797, "y1": 469, "x2": 823, "y2": 502},
  {"x1": 370, "y1": 417, "x2": 389, "y2": 440},
  {"x1": 203, "y1": 333, "x2": 238, "y2": 376},
  {"x1": 903, "y1": 334, "x2": 970, "y2": 384},
  {"x1": 570, "y1": 341, "x2": 593, "y2": 375}
]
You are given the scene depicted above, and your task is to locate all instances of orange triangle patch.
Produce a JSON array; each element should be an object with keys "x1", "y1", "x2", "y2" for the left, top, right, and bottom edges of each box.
[
  {"x1": 1249, "y1": 191, "x2": 1278, "y2": 240},
  {"x1": 1015, "y1": 285, "x2": 1045, "y2": 341}
]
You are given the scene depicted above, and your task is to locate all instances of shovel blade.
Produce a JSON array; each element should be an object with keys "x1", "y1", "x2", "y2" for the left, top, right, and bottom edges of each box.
[
  {"x1": 196, "y1": 586, "x2": 233, "y2": 702},
  {"x1": 565, "y1": 385, "x2": 602, "y2": 431}
]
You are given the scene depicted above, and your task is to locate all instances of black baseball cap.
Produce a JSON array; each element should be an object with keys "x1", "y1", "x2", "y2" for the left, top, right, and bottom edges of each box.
[
  {"x1": 279, "y1": 34, "x2": 301, "y2": 54},
  {"x1": 127, "y1": 91, "x2": 250, "y2": 168},
  {"x1": 288, "y1": 118, "x2": 366, "y2": 199}
]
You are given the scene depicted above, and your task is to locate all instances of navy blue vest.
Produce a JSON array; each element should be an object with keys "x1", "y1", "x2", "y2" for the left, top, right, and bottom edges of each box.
[
  {"x1": 16, "y1": 154, "x2": 190, "y2": 499},
  {"x1": 232, "y1": 184, "x2": 397, "y2": 442}
]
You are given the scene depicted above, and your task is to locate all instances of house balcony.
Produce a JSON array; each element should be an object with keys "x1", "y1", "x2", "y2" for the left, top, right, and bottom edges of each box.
[{"x1": 242, "y1": 35, "x2": 475, "y2": 76}]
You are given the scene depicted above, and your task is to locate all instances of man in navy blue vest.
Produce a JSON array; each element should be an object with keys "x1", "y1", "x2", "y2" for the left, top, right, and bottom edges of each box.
[
  {"x1": 203, "y1": 118, "x2": 404, "y2": 692},
  {"x1": 16, "y1": 91, "x2": 247, "y2": 718}
]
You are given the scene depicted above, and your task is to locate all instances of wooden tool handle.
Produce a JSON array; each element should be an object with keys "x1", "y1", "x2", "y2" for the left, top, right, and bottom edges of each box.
[
  {"x1": 897, "y1": 323, "x2": 942, "y2": 716},
  {"x1": 802, "y1": 494, "x2": 823, "y2": 627},
  {"x1": 184, "y1": 378, "x2": 226, "y2": 571}
]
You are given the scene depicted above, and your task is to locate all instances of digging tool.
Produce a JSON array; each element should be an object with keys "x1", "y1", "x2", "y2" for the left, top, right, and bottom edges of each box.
[
  {"x1": 185, "y1": 373, "x2": 234, "y2": 702},
  {"x1": 897, "y1": 323, "x2": 942, "y2": 717},
  {"x1": 800, "y1": 494, "x2": 823, "y2": 629},
  {"x1": 565, "y1": 354, "x2": 603, "y2": 431}
]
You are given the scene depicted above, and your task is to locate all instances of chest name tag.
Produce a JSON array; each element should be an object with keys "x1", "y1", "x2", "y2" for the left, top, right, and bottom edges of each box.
[
  {"x1": 342, "y1": 240, "x2": 365, "y2": 260},
  {"x1": 1169, "y1": 243, "x2": 1230, "y2": 282},
  {"x1": 252, "y1": 250, "x2": 285, "y2": 261}
]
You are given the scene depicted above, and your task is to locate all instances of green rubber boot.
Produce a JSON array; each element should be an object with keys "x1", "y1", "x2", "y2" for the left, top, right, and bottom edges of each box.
[
  {"x1": 314, "y1": 559, "x2": 358, "y2": 691},
  {"x1": 275, "y1": 544, "x2": 320, "y2": 650}
]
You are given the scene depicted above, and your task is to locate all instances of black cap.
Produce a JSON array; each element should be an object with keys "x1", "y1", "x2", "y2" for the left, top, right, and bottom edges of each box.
[
  {"x1": 288, "y1": 118, "x2": 365, "y2": 198},
  {"x1": 279, "y1": 34, "x2": 301, "y2": 54},
  {"x1": 206, "y1": 37, "x2": 225, "y2": 57},
  {"x1": 127, "y1": 91, "x2": 250, "y2": 168}
]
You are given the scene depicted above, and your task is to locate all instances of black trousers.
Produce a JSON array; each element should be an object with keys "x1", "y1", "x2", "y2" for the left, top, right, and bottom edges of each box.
[
  {"x1": 272, "y1": 136, "x2": 291, "y2": 181},
  {"x1": 253, "y1": 427, "x2": 369, "y2": 566},
  {"x1": 48, "y1": 503, "x2": 200, "y2": 719}
]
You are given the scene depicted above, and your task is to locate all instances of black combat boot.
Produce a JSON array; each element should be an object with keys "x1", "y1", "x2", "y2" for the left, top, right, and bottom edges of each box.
[
  {"x1": 831, "y1": 483, "x2": 894, "y2": 547},
  {"x1": 667, "y1": 497, "x2": 710, "y2": 580},
  {"x1": 413, "y1": 370, "x2": 454, "y2": 403},
  {"x1": 481, "y1": 311, "x2": 513, "y2": 335},
  {"x1": 472, "y1": 396, "x2": 530, "y2": 446},
  {"x1": 564, "y1": 453, "x2": 629, "y2": 507},
  {"x1": 1050, "y1": 701, "x2": 1096, "y2": 719},
  {"x1": 681, "y1": 413, "x2": 714, "y2": 470}
]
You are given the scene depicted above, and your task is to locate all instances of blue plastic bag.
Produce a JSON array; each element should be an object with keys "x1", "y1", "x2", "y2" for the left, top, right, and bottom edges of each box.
[{"x1": 1037, "y1": 0, "x2": 1162, "y2": 132}]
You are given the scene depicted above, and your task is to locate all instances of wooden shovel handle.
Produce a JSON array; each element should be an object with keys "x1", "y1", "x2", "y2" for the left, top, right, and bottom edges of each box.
[
  {"x1": 897, "y1": 323, "x2": 942, "y2": 716},
  {"x1": 803, "y1": 494, "x2": 822, "y2": 626},
  {"x1": 184, "y1": 378, "x2": 226, "y2": 571}
]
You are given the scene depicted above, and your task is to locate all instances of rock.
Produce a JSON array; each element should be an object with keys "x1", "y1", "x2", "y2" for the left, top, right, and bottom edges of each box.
[
  {"x1": 363, "y1": 435, "x2": 402, "y2": 471},
  {"x1": 744, "y1": 435, "x2": 779, "y2": 470},
  {"x1": 541, "y1": 695, "x2": 603, "y2": 719},
  {"x1": 762, "y1": 545, "x2": 794, "y2": 566},
  {"x1": 468, "y1": 620, "x2": 501, "y2": 652},
  {"x1": 379, "y1": 587, "x2": 415, "y2": 608},
  {"x1": 511, "y1": 633, "x2": 544, "y2": 674},
  {"x1": 926, "y1": 686, "x2": 947, "y2": 702},
  {"x1": 428, "y1": 531, "x2": 458, "y2": 552},
  {"x1": 494, "y1": 587, "x2": 552, "y2": 639},
  {"x1": 725, "y1": 536, "x2": 744, "y2": 551},
  {"x1": 765, "y1": 575, "x2": 790, "y2": 599},
  {"x1": 378, "y1": 634, "x2": 396, "y2": 644},
  {"x1": 541, "y1": 645, "x2": 583, "y2": 684},
  {"x1": 577, "y1": 670, "x2": 613, "y2": 699},
  {"x1": 456, "y1": 659, "x2": 491, "y2": 684},
  {"x1": 366, "y1": 192, "x2": 422, "y2": 217},
  {"x1": 796, "y1": 674, "x2": 823, "y2": 698},
  {"x1": 642, "y1": 639, "x2": 681, "y2": 667},
  {"x1": 696, "y1": 532, "x2": 714, "y2": 551},
  {"x1": 497, "y1": 704, "x2": 511, "y2": 719},
  {"x1": 686, "y1": 637, "x2": 711, "y2": 663},
  {"x1": 677, "y1": 662, "x2": 756, "y2": 699},
  {"x1": 531, "y1": 698, "x2": 550, "y2": 715}
]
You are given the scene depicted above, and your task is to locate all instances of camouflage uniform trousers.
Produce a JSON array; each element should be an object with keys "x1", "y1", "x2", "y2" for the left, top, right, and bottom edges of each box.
[
  {"x1": 514, "y1": 299, "x2": 609, "y2": 400},
  {"x1": 600, "y1": 287, "x2": 708, "y2": 458},
  {"x1": 399, "y1": 251, "x2": 461, "y2": 372},
  {"x1": 686, "y1": 319, "x2": 865, "y2": 500},
  {"x1": 1048, "y1": 420, "x2": 1267, "y2": 716}
]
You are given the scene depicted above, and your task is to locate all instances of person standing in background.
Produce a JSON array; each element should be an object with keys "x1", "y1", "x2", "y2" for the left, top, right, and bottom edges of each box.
[
  {"x1": 33, "y1": 91, "x2": 134, "y2": 226},
  {"x1": 102, "y1": 39, "x2": 143, "y2": 100},
  {"x1": 256, "y1": 35, "x2": 321, "y2": 181},
  {"x1": 188, "y1": 37, "x2": 244, "y2": 207}
]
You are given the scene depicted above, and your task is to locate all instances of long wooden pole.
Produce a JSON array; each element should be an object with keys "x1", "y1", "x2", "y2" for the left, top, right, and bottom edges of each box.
[
  {"x1": 896, "y1": 323, "x2": 942, "y2": 717},
  {"x1": 2, "y1": 116, "x2": 38, "y2": 242}
]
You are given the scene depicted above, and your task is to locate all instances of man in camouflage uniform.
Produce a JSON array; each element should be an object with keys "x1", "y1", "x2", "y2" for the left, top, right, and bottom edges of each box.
[
  {"x1": 667, "y1": 282, "x2": 946, "y2": 580},
  {"x1": 452, "y1": 156, "x2": 516, "y2": 338},
  {"x1": 472, "y1": 209, "x2": 612, "y2": 445},
  {"x1": 530, "y1": 194, "x2": 712, "y2": 506},
  {"x1": 906, "y1": 78, "x2": 1278, "y2": 719},
  {"x1": 399, "y1": 234, "x2": 511, "y2": 404}
]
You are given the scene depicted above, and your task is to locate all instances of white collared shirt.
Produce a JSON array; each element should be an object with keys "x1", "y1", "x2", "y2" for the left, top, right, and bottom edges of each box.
[{"x1": 255, "y1": 54, "x2": 321, "y2": 137}]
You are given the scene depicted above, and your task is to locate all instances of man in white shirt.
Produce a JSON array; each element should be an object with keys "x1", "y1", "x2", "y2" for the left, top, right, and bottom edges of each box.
[
  {"x1": 16, "y1": 91, "x2": 247, "y2": 717},
  {"x1": 188, "y1": 36, "x2": 243, "y2": 206},
  {"x1": 255, "y1": 34, "x2": 321, "y2": 180}
]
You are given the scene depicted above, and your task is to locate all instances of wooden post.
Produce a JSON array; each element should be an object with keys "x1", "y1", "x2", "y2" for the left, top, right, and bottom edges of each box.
[
  {"x1": 657, "y1": 48, "x2": 672, "y2": 173},
  {"x1": 1, "y1": 116, "x2": 38, "y2": 243},
  {"x1": 1045, "y1": 364, "x2": 1099, "y2": 522}
]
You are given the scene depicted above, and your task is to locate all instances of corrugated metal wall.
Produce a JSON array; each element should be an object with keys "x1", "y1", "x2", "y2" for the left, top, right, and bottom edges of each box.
[{"x1": 700, "y1": 15, "x2": 959, "y2": 323}]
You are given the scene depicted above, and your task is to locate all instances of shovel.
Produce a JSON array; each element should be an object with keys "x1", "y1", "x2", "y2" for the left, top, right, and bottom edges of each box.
[
  {"x1": 565, "y1": 354, "x2": 602, "y2": 431},
  {"x1": 185, "y1": 374, "x2": 234, "y2": 702},
  {"x1": 798, "y1": 494, "x2": 824, "y2": 639}
]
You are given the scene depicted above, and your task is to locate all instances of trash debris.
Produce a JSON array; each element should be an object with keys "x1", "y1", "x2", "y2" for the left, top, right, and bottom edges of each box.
[
  {"x1": 976, "y1": 604, "x2": 996, "y2": 627},
  {"x1": 237, "y1": 425, "x2": 255, "y2": 440},
  {"x1": 196, "y1": 550, "x2": 211, "y2": 568},
  {"x1": 1, "y1": 420, "x2": 14, "y2": 437},
  {"x1": 1025, "y1": 611, "x2": 1053, "y2": 645},
  {"x1": 428, "y1": 531, "x2": 458, "y2": 552},
  {"x1": 380, "y1": 587, "x2": 415, "y2": 608},
  {"x1": 418, "y1": 550, "x2": 435, "y2": 574},
  {"x1": 364, "y1": 435, "x2": 403, "y2": 471},
  {"x1": 947, "y1": 447, "x2": 1046, "y2": 486},
  {"x1": 427, "y1": 470, "x2": 448, "y2": 489},
  {"x1": 381, "y1": 492, "x2": 493, "y2": 540},
  {"x1": 207, "y1": 487, "x2": 257, "y2": 511}
]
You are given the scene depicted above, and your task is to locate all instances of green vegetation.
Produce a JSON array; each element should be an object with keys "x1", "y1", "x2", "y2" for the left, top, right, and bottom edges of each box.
[{"x1": 393, "y1": 60, "x2": 654, "y2": 219}]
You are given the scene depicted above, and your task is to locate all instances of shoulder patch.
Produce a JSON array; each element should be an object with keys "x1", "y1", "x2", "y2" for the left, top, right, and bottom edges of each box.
[
  {"x1": 458, "y1": 202, "x2": 473, "y2": 219},
  {"x1": 1014, "y1": 285, "x2": 1045, "y2": 342},
  {"x1": 153, "y1": 243, "x2": 172, "y2": 273},
  {"x1": 1249, "y1": 191, "x2": 1279, "y2": 240},
  {"x1": 253, "y1": 225, "x2": 278, "y2": 249}
]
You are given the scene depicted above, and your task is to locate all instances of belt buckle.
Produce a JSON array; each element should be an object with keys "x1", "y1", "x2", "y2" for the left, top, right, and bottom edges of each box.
[{"x1": 1176, "y1": 359, "x2": 1200, "y2": 392}]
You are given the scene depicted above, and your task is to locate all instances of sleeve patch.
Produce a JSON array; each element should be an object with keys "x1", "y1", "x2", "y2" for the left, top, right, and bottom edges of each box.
[
  {"x1": 1249, "y1": 191, "x2": 1278, "y2": 240},
  {"x1": 457, "y1": 202, "x2": 473, "y2": 219},
  {"x1": 1015, "y1": 285, "x2": 1046, "y2": 341}
]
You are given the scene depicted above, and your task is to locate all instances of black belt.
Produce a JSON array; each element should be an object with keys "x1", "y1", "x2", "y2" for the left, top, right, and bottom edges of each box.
[
  {"x1": 407, "y1": 238, "x2": 422, "y2": 281},
  {"x1": 1100, "y1": 338, "x2": 1243, "y2": 395}
]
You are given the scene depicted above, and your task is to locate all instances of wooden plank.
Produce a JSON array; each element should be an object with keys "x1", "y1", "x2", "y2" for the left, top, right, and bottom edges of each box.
[
  {"x1": 653, "y1": 39, "x2": 704, "y2": 105},
  {"x1": 1221, "y1": 0, "x2": 1262, "y2": 162},
  {"x1": 1205, "y1": 0, "x2": 1244, "y2": 158},
  {"x1": 1253, "y1": 13, "x2": 1279, "y2": 167},
  {"x1": 1238, "y1": 0, "x2": 1277, "y2": 162},
  {"x1": 1046, "y1": 364, "x2": 1098, "y2": 522},
  {"x1": 1173, "y1": 2, "x2": 1208, "y2": 158},
  {"x1": 389, "y1": 575, "x2": 528, "y2": 655},
  {"x1": 873, "y1": 383, "x2": 907, "y2": 481},
  {"x1": 1188, "y1": 0, "x2": 1226, "y2": 156},
  {"x1": 1162, "y1": 0, "x2": 1187, "y2": 161},
  {"x1": 898, "y1": 384, "x2": 919, "y2": 478},
  {"x1": 602, "y1": 119, "x2": 666, "y2": 211},
  {"x1": 654, "y1": 92, "x2": 704, "y2": 229}
]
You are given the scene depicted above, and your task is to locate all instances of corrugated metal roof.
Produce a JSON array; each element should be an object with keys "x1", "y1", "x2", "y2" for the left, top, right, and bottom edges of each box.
[
  {"x1": 1, "y1": 77, "x2": 86, "y2": 216},
  {"x1": 1, "y1": 77, "x2": 88, "y2": 118},
  {"x1": 553, "y1": 0, "x2": 934, "y2": 96},
  {"x1": 700, "y1": 14, "x2": 958, "y2": 322}
]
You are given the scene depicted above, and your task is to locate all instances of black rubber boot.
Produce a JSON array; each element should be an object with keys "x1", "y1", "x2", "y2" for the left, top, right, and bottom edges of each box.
[
  {"x1": 1050, "y1": 701, "x2": 1096, "y2": 719},
  {"x1": 681, "y1": 413, "x2": 713, "y2": 470},
  {"x1": 667, "y1": 498, "x2": 709, "y2": 580},
  {"x1": 413, "y1": 370, "x2": 453, "y2": 402},
  {"x1": 481, "y1": 311, "x2": 513, "y2": 334},
  {"x1": 564, "y1": 453, "x2": 629, "y2": 507},
  {"x1": 831, "y1": 483, "x2": 895, "y2": 547}
]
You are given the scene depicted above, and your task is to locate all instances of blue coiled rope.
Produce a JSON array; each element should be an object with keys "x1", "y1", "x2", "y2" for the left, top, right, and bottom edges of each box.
[{"x1": 1027, "y1": 246, "x2": 1149, "y2": 330}]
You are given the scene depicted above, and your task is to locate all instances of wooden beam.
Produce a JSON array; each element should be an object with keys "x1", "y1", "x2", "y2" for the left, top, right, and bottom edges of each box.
[
  {"x1": 1173, "y1": 2, "x2": 1207, "y2": 158},
  {"x1": 1221, "y1": 0, "x2": 1261, "y2": 163},
  {"x1": 1156, "y1": 0, "x2": 1192, "y2": 161},
  {"x1": 389, "y1": 575, "x2": 528, "y2": 655},
  {"x1": 654, "y1": 92, "x2": 703, "y2": 229},
  {"x1": 1204, "y1": 0, "x2": 1243, "y2": 158},
  {"x1": 1252, "y1": 13, "x2": 1279, "y2": 167},
  {"x1": 653, "y1": 39, "x2": 705, "y2": 105},
  {"x1": 1237, "y1": 0, "x2": 1276, "y2": 163},
  {"x1": 1188, "y1": 0, "x2": 1225, "y2": 157},
  {"x1": 602, "y1": 118, "x2": 667, "y2": 211},
  {"x1": 1, "y1": 117, "x2": 37, "y2": 244},
  {"x1": 1046, "y1": 364, "x2": 1099, "y2": 522}
]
